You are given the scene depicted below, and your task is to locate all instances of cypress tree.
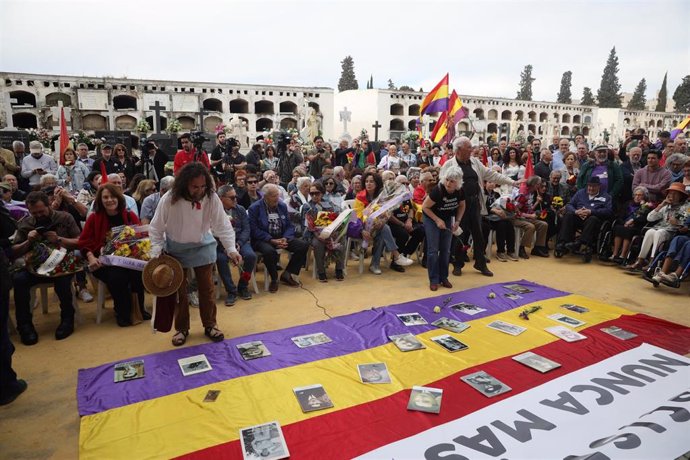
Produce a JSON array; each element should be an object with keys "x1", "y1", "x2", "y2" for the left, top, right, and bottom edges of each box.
[
  {"x1": 337, "y1": 56, "x2": 358, "y2": 91},
  {"x1": 556, "y1": 71, "x2": 573, "y2": 104},
  {"x1": 597, "y1": 47, "x2": 622, "y2": 107},
  {"x1": 627, "y1": 78, "x2": 647, "y2": 110},
  {"x1": 655, "y1": 72, "x2": 668, "y2": 112},
  {"x1": 516, "y1": 64, "x2": 535, "y2": 101},
  {"x1": 672, "y1": 75, "x2": 690, "y2": 112},
  {"x1": 581, "y1": 87, "x2": 595, "y2": 105}
]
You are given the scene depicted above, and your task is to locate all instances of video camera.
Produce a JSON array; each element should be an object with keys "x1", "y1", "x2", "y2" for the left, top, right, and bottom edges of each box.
[
  {"x1": 189, "y1": 131, "x2": 208, "y2": 150},
  {"x1": 276, "y1": 131, "x2": 292, "y2": 153}
]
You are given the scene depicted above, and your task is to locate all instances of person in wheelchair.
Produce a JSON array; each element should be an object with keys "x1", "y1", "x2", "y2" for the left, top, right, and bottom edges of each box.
[
  {"x1": 645, "y1": 233, "x2": 690, "y2": 288},
  {"x1": 623, "y1": 182, "x2": 689, "y2": 272},
  {"x1": 608, "y1": 186, "x2": 654, "y2": 264},
  {"x1": 555, "y1": 176, "x2": 613, "y2": 262}
]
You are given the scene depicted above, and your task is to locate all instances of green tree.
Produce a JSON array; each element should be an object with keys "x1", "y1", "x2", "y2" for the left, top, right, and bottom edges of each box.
[
  {"x1": 672, "y1": 75, "x2": 690, "y2": 112},
  {"x1": 516, "y1": 64, "x2": 535, "y2": 101},
  {"x1": 337, "y1": 56, "x2": 358, "y2": 91},
  {"x1": 597, "y1": 47, "x2": 622, "y2": 108},
  {"x1": 387, "y1": 79, "x2": 396, "y2": 90},
  {"x1": 398, "y1": 85, "x2": 414, "y2": 91},
  {"x1": 557, "y1": 71, "x2": 573, "y2": 104},
  {"x1": 655, "y1": 72, "x2": 668, "y2": 112},
  {"x1": 366, "y1": 74, "x2": 373, "y2": 89},
  {"x1": 581, "y1": 87, "x2": 595, "y2": 105},
  {"x1": 627, "y1": 78, "x2": 647, "y2": 110}
]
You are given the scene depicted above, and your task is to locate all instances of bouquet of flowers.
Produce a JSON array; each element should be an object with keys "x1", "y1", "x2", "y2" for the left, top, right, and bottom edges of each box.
[
  {"x1": 101, "y1": 225, "x2": 151, "y2": 271},
  {"x1": 214, "y1": 123, "x2": 228, "y2": 135},
  {"x1": 136, "y1": 120, "x2": 151, "y2": 134},
  {"x1": 165, "y1": 119, "x2": 182, "y2": 134},
  {"x1": 361, "y1": 183, "x2": 411, "y2": 247},
  {"x1": 551, "y1": 196, "x2": 564, "y2": 210},
  {"x1": 26, "y1": 128, "x2": 54, "y2": 148},
  {"x1": 26, "y1": 242, "x2": 83, "y2": 277},
  {"x1": 305, "y1": 209, "x2": 353, "y2": 263},
  {"x1": 489, "y1": 195, "x2": 516, "y2": 220}
]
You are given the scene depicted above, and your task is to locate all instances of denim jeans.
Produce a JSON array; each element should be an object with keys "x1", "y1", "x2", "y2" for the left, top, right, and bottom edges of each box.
[
  {"x1": 423, "y1": 216, "x2": 452, "y2": 284},
  {"x1": 216, "y1": 242, "x2": 257, "y2": 294},
  {"x1": 371, "y1": 224, "x2": 398, "y2": 267}
]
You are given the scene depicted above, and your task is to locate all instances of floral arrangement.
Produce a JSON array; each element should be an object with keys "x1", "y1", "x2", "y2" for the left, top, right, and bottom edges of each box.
[
  {"x1": 102, "y1": 225, "x2": 151, "y2": 261},
  {"x1": 214, "y1": 123, "x2": 228, "y2": 135},
  {"x1": 490, "y1": 196, "x2": 516, "y2": 218},
  {"x1": 402, "y1": 131, "x2": 419, "y2": 143},
  {"x1": 551, "y1": 196, "x2": 564, "y2": 210},
  {"x1": 26, "y1": 128, "x2": 54, "y2": 148},
  {"x1": 27, "y1": 242, "x2": 83, "y2": 277},
  {"x1": 136, "y1": 119, "x2": 151, "y2": 134},
  {"x1": 311, "y1": 211, "x2": 339, "y2": 228},
  {"x1": 305, "y1": 210, "x2": 353, "y2": 264},
  {"x1": 359, "y1": 128, "x2": 369, "y2": 141},
  {"x1": 165, "y1": 119, "x2": 182, "y2": 134},
  {"x1": 69, "y1": 130, "x2": 94, "y2": 148},
  {"x1": 92, "y1": 137, "x2": 106, "y2": 147}
]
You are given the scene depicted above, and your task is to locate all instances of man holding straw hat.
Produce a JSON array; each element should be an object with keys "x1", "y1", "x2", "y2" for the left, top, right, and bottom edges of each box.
[{"x1": 147, "y1": 162, "x2": 242, "y2": 346}]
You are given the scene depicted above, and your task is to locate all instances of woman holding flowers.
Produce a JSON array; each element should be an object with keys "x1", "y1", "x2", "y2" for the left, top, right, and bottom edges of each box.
[
  {"x1": 302, "y1": 182, "x2": 345, "y2": 282},
  {"x1": 56, "y1": 148, "x2": 90, "y2": 193},
  {"x1": 78, "y1": 183, "x2": 148, "y2": 326}
]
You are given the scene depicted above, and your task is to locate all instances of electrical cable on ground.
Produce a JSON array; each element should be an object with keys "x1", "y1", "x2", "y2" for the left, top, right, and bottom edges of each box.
[{"x1": 299, "y1": 285, "x2": 333, "y2": 319}]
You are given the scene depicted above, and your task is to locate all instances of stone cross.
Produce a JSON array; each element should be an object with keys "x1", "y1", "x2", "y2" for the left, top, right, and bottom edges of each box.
[
  {"x1": 149, "y1": 101, "x2": 166, "y2": 134},
  {"x1": 339, "y1": 106, "x2": 351, "y2": 133},
  {"x1": 3, "y1": 94, "x2": 18, "y2": 129},
  {"x1": 50, "y1": 100, "x2": 72, "y2": 129},
  {"x1": 371, "y1": 120, "x2": 382, "y2": 142}
]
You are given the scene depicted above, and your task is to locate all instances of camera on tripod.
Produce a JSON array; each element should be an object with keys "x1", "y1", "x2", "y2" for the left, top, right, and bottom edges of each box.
[{"x1": 189, "y1": 131, "x2": 208, "y2": 150}]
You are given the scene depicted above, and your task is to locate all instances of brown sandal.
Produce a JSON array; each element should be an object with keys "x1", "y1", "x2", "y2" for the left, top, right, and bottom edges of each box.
[
  {"x1": 204, "y1": 326, "x2": 224, "y2": 342},
  {"x1": 172, "y1": 330, "x2": 188, "y2": 347}
]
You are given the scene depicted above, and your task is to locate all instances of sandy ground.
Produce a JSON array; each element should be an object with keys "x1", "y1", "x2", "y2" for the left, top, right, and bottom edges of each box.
[{"x1": 1, "y1": 254, "x2": 688, "y2": 459}]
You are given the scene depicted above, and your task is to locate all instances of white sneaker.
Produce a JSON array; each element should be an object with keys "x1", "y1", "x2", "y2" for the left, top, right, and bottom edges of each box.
[
  {"x1": 369, "y1": 265, "x2": 382, "y2": 275},
  {"x1": 395, "y1": 255, "x2": 413, "y2": 266},
  {"x1": 79, "y1": 289, "x2": 94, "y2": 303}
]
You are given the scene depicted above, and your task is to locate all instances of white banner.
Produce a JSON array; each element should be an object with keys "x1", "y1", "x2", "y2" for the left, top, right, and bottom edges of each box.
[{"x1": 358, "y1": 344, "x2": 690, "y2": 460}]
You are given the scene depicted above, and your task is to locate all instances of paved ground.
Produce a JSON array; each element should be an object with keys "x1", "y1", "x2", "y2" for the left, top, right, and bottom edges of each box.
[{"x1": 1, "y1": 254, "x2": 688, "y2": 459}]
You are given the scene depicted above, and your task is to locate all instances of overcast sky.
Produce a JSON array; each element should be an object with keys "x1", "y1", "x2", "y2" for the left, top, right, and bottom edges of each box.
[{"x1": 1, "y1": 0, "x2": 688, "y2": 103}]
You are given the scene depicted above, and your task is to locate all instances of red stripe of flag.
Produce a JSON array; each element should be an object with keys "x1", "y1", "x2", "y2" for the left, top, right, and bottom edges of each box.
[
  {"x1": 178, "y1": 313, "x2": 690, "y2": 460},
  {"x1": 59, "y1": 107, "x2": 69, "y2": 165}
]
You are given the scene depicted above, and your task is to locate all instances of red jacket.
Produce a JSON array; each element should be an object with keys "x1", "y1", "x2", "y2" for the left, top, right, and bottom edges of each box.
[
  {"x1": 173, "y1": 149, "x2": 210, "y2": 175},
  {"x1": 78, "y1": 209, "x2": 139, "y2": 256}
]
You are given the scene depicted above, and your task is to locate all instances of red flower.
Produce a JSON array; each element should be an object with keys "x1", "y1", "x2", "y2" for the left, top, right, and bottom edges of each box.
[
  {"x1": 240, "y1": 271, "x2": 252, "y2": 282},
  {"x1": 328, "y1": 212, "x2": 338, "y2": 221}
]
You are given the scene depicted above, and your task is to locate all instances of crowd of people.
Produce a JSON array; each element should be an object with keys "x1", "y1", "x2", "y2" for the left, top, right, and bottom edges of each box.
[{"x1": 1, "y1": 127, "x2": 688, "y2": 405}]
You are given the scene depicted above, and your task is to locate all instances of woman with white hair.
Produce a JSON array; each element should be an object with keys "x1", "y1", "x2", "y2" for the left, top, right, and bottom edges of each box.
[{"x1": 422, "y1": 166, "x2": 466, "y2": 291}]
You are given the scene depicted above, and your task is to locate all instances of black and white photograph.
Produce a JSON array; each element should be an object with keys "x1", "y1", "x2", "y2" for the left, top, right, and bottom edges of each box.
[
  {"x1": 293, "y1": 384, "x2": 334, "y2": 413},
  {"x1": 512, "y1": 351, "x2": 562, "y2": 373},
  {"x1": 504, "y1": 293, "x2": 523, "y2": 300},
  {"x1": 601, "y1": 326, "x2": 638, "y2": 340},
  {"x1": 389, "y1": 333, "x2": 426, "y2": 352},
  {"x1": 545, "y1": 326, "x2": 588, "y2": 342},
  {"x1": 432, "y1": 317, "x2": 470, "y2": 334},
  {"x1": 396, "y1": 313, "x2": 428, "y2": 326},
  {"x1": 449, "y1": 302, "x2": 487, "y2": 316},
  {"x1": 177, "y1": 354, "x2": 212, "y2": 377},
  {"x1": 357, "y1": 363, "x2": 392, "y2": 384},
  {"x1": 503, "y1": 284, "x2": 534, "y2": 294},
  {"x1": 548, "y1": 313, "x2": 587, "y2": 328},
  {"x1": 407, "y1": 386, "x2": 443, "y2": 414},
  {"x1": 237, "y1": 341, "x2": 272, "y2": 361},
  {"x1": 431, "y1": 334, "x2": 469, "y2": 352},
  {"x1": 461, "y1": 371, "x2": 512, "y2": 397},
  {"x1": 487, "y1": 320, "x2": 527, "y2": 336},
  {"x1": 113, "y1": 360, "x2": 145, "y2": 383},
  {"x1": 239, "y1": 421, "x2": 290, "y2": 460},
  {"x1": 561, "y1": 304, "x2": 590, "y2": 314},
  {"x1": 291, "y1": 332, "x2": 332, "y2": 348}
]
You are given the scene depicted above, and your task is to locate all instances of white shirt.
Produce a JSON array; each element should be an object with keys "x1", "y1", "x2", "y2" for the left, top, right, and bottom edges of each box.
[{"x1": 148, "y1": 192, "x2": 237, "y2": 258}]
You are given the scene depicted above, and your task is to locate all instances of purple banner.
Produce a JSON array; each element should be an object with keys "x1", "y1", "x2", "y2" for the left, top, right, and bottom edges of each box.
[{"x1": 77, "y1": 280, "x2": 566, "y2": 416}]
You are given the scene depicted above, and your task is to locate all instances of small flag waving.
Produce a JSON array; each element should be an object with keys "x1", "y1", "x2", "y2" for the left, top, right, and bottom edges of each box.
[
  {"x1": 670, "y1": 116, "x2": 690, "y2": 140},
  {"x1": 420, "y1": 74, "x2": 449, "y2": 115},
  {"x1": 430, "y1": 90, "x2": 469, "y2": 144},
  {"x1": 59, "y1": 107, "x2": 70, "y2": 165}
]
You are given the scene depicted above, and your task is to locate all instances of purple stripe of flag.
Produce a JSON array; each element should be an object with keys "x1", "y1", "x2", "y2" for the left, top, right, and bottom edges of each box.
[
  {"x1": 422, "y1": 98, "x2": 449, "y2": 115},
  {"x1": 76, "y1": 280, "x2": 566, "y2": 416}
]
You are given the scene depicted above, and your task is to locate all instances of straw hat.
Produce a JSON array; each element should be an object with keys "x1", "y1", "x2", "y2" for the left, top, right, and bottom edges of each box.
[
  {"x1": 142, "y1": 255, "x2": 183, "y2": 297},
  {"x1": 664, "y1": 182, "x2": 689, "y2": 198}
]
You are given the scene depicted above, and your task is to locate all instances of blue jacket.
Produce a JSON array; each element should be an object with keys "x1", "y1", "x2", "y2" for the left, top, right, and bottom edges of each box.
[
  {"x1": 566, "y1": 189, "x2": 613, "y2": 220},
  {"x1": 248, "y1": 199, "x2": 295, "y2": 243},
  {"x1": 229, "y1": 204, "x2": 250, "y2": 247}
]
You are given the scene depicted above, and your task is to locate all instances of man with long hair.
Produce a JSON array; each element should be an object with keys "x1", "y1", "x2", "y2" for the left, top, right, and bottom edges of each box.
[{"x1": 149, "y1": 162, "x2": 242, "y2": 346}]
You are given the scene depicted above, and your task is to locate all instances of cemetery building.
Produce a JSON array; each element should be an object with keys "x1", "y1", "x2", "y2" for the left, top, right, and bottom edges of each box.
[
  {"x1": 0, "y1": 72, "x2": 687, "y2": 150},
  {"x1": 333, "y1": 88, "x2": 689, "y2": 145},
  {"x1": 0, "y1": 72, "x2": 334, "y2": 147}
]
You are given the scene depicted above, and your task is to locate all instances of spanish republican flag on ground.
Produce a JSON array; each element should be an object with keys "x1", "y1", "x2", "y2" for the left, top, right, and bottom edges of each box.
[
  {"x1": 420, "y1": 73, "x2": 449, "y2": 115},
  {"x1": 77, "y1": 280, "x2": 690, "y2": 459}
]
